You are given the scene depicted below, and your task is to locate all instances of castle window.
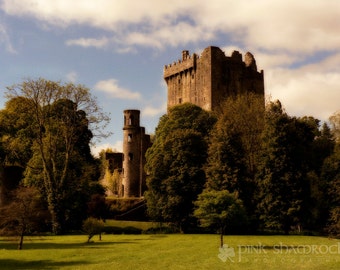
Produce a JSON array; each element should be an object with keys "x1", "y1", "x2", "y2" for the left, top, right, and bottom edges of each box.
[
  {"x1": 128, "y1": 115, "x2": 134, "y2": 125},
  {"x1": 128, "y1": 153, "x2": 133, "y2": 161},
  {"x1": 128, "y1": 134, "x2": 133, "y2": 142},
  {"x1": 179, "y1": 98, "x2": 182, "y2": 104}
]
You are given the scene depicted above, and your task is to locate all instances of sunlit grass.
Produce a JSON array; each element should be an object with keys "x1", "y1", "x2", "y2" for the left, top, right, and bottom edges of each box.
[
  {"x1": 104, "y1": 219, "x2": 158, "y2": 231},
  {"x1": 0, "y1": 234, "x2": 339, "y2": 269}
]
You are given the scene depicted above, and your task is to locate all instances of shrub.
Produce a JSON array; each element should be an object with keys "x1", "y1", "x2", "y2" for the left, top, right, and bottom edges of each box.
[{"x1": 82, "y1": 217, "x2": 105, "y2": 242}]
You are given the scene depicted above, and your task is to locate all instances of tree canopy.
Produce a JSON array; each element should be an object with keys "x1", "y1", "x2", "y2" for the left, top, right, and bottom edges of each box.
[
  {"x1": 145, "y1": 103, "x2": 216, "y2": 231},
  {"x1": 194, "y1": 189, "x2": 246, "y2": 247},
  {"x1": 256, "y1": 101, "x2": 322, "y2": 233},
  {"x1": 2, "y1": 78, "x2": 109, "y2": 234}
]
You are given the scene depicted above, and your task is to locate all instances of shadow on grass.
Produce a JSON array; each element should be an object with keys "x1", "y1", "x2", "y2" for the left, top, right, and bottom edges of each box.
[
  {"x1": 0, "y1": 240, "x2": 137, "y2": 250},
  {"x1": 0, "y1": 259, "x2": 88, "y2": 270}
]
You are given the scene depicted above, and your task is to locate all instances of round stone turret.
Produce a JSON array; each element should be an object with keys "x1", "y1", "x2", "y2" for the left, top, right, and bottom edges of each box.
[{"x1": 123, "y1": 110, "x2": 142, "y2": 197}]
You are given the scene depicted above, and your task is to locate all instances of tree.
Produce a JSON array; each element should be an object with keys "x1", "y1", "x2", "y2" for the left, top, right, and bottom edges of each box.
[
  {"x1": 145, "y1": 103, "x2": 216, "y2": 231},
  {"x1": 256, "y1": 101, "x2": 316, "y2": 233},
  {"x1": 305, "y1": 122, "x2": 335, "y2": 230},
  {"x1": 329, "y1": 111, "x2": 340, "y2": 143},
  {"x1": 82, "y1": 217, "x2": 105, "y2": 243},
  {"x1": 205, "y1": 93, "x2": 264, "y2": 230},
  {"x1": 0, "y1": 97, "x2": 35, "y2": 207},
  {"x1": 0, "y1": 97, "x2": 35, "y2": 167},
  {"x1": 323, "y1": 112, "x2": 340, "y2": 237},
  {"x1": 0, "y1": 186, "x2": 49, "y2": 249},
  {"x1": 147, "y1": 129, "x2": 208, "y2": 231},
  {"x1": 205, "y1": 106, "x2": 247, "y2": 199},
  {"x1": 87, "y1": 193, "x2": 108, "y2": 220},
  {"x1": 5, "y1": 79, "x2": 109, "y2": 234},
  {"x1": 328, "y1": 177, "x2": 340, "y2": 237},
  {"x1": 214, "y1": 93, "x2": 264, "y2": 179},
  {"x1": 321, "y1": 135, "x2": 340, "y2": 236},
  {"x1": 194, "y1": 190, "x2": 246, "y2": 247}
]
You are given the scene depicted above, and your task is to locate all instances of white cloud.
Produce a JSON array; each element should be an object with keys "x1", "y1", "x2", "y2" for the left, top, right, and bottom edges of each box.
[
  {"x1": 266, "y1": 53, "x2": 340, "y2": 121},
  {"x1": 2, "y1": 0, "x2": 340, "y2": 122},
  {"x1": 65, "y1": 37, "x2": 109, "y2": 48},
  {"x1": 125, "y1": 22, "x2": 214, "y2": 49},
  {"x1": 2, "y1": 0, "x2": 340, "y2": 55},
  {"x1": 143, "y1": 103, "x2": 167, "y2": 117},
  {"x1": 0, "y1": 0, "x2": 190, "y2": 29},
  {"x1": 91, "y1": 141, "x2": 123, "y2": 157},
  {"x1": 94, "y1": 79, "x2": 141, "y2": 100}
]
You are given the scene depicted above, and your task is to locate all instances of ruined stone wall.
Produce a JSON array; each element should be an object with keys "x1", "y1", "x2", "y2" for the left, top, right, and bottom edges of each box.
[{"x1": 103, "y1": 152, "x2": 123, "y2": 197}]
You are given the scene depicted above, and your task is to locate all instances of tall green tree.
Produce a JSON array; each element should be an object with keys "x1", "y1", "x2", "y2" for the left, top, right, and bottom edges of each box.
[
  {"x1": 305, "y1": 122, "x2": 335, "y2": 230},
  {"x1": 322, "y1": 146, "x2": 340, "y2": 237},
  {"x1": 5, "y1": 79, "x2": 109, "y2": 234},
  {"x1": 145, "y1": 103, "x2": 216, "y2": 231},
  {"x1": 256, "y1": 101, "x2": 316, "y2": 233},
  {"x1": 321, "y1": 111, "x2": 340, "y2": 236},
  {"x1": 205, "y1": 93, "x2": 264, "y2": 229}
]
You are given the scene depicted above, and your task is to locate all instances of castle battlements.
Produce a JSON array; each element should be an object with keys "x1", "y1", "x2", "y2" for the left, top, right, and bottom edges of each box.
[
  {"x1": 104, "y1": 46, "x2": 265, "y2": 199},
  {"x1": 164, "y1": 50, "x2": 199, "y2": 78},
  {"x1": 164, "y1": 46, "x2": 264, "y2": 111}
]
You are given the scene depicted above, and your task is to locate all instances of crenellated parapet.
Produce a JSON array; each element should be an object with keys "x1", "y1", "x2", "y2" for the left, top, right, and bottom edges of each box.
[
  {"x1": 164, "y1": 46, "x2": 265, "y2": 112},
  {"x1": 164, "y1": 51, "x2": 198, "y2": 78}
]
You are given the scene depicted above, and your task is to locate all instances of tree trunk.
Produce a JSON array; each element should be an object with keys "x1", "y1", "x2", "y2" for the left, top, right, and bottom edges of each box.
[
  {"x1": 18, "y1": 230, "x2": 24, "y2": 250},
  {"x1": 48, "y1": 198, "x2": 62, "y2": 235},
  {"x1": 220, "y1": 225, "x2": 225, "y2": 247}
]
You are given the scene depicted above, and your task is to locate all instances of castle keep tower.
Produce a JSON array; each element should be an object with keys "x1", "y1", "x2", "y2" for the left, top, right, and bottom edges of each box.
[
  {"x1": 164, "y1": 46, "x2": 264, "y2": 111},
  {"x1": 122, "y1": 110, "x2": 150, "y2": 198},
  {"x1": 103, "y1": 46, "x2": 265, "y2": 199}
]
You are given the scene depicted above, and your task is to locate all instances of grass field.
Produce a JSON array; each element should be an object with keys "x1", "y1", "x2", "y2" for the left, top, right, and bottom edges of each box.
[
  {"x1": 104, "y1": 220, "x2": 158, "y2": 231},
  {"x1": 0, "y1": 234, "x2": 339, "y2": 269}
]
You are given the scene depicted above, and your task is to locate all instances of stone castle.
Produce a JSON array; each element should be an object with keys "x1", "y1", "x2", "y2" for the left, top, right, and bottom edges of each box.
[
  {"x1": 104, "y1": 110, "x2": 151, "y2": 198},
  {"x1": 104, "y1": 46, "x2": 264, "y2": 198},
  {"x1": 164, "y1": 46, "x2": 264, "y2": 111}
]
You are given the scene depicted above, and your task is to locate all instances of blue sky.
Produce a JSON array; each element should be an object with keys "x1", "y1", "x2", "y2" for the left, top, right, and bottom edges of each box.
[{"x1": 0, "y1": 0, "x2": 339, "y2": 155}]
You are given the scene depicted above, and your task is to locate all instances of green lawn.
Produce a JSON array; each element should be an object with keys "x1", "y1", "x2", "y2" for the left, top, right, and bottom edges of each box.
[
  {"x1": 104, "y1": 219, "x2": 158, "y2": 231},
  {"x1": 0, "y1": 234, "x2": 339, "y2": 269}
]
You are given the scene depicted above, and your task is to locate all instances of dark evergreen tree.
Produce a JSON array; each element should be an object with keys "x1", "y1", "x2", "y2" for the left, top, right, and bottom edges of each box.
[
  {"x1": 321, "y1": 143, "x2": 340, "y2": 236},
  {"x1": 256, "y1": 101, "x2": 315, "y2": 234},
  {"x1": 307, "y1": 122, "x2": 335, "y2": 230}
]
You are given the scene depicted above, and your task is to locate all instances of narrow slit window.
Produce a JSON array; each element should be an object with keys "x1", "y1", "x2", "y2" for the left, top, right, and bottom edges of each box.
[
  {"x1": 128, "y1": 134, "x2": 133, "y2": 142},
  {"x1": 128, "y1": 153, "x2": 133, "y2": 161}
]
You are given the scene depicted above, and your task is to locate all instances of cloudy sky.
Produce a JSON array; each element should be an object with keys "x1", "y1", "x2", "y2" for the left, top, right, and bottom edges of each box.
[{"x1": 0, "y1": 0, "x2": 339, "y2": 155}]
